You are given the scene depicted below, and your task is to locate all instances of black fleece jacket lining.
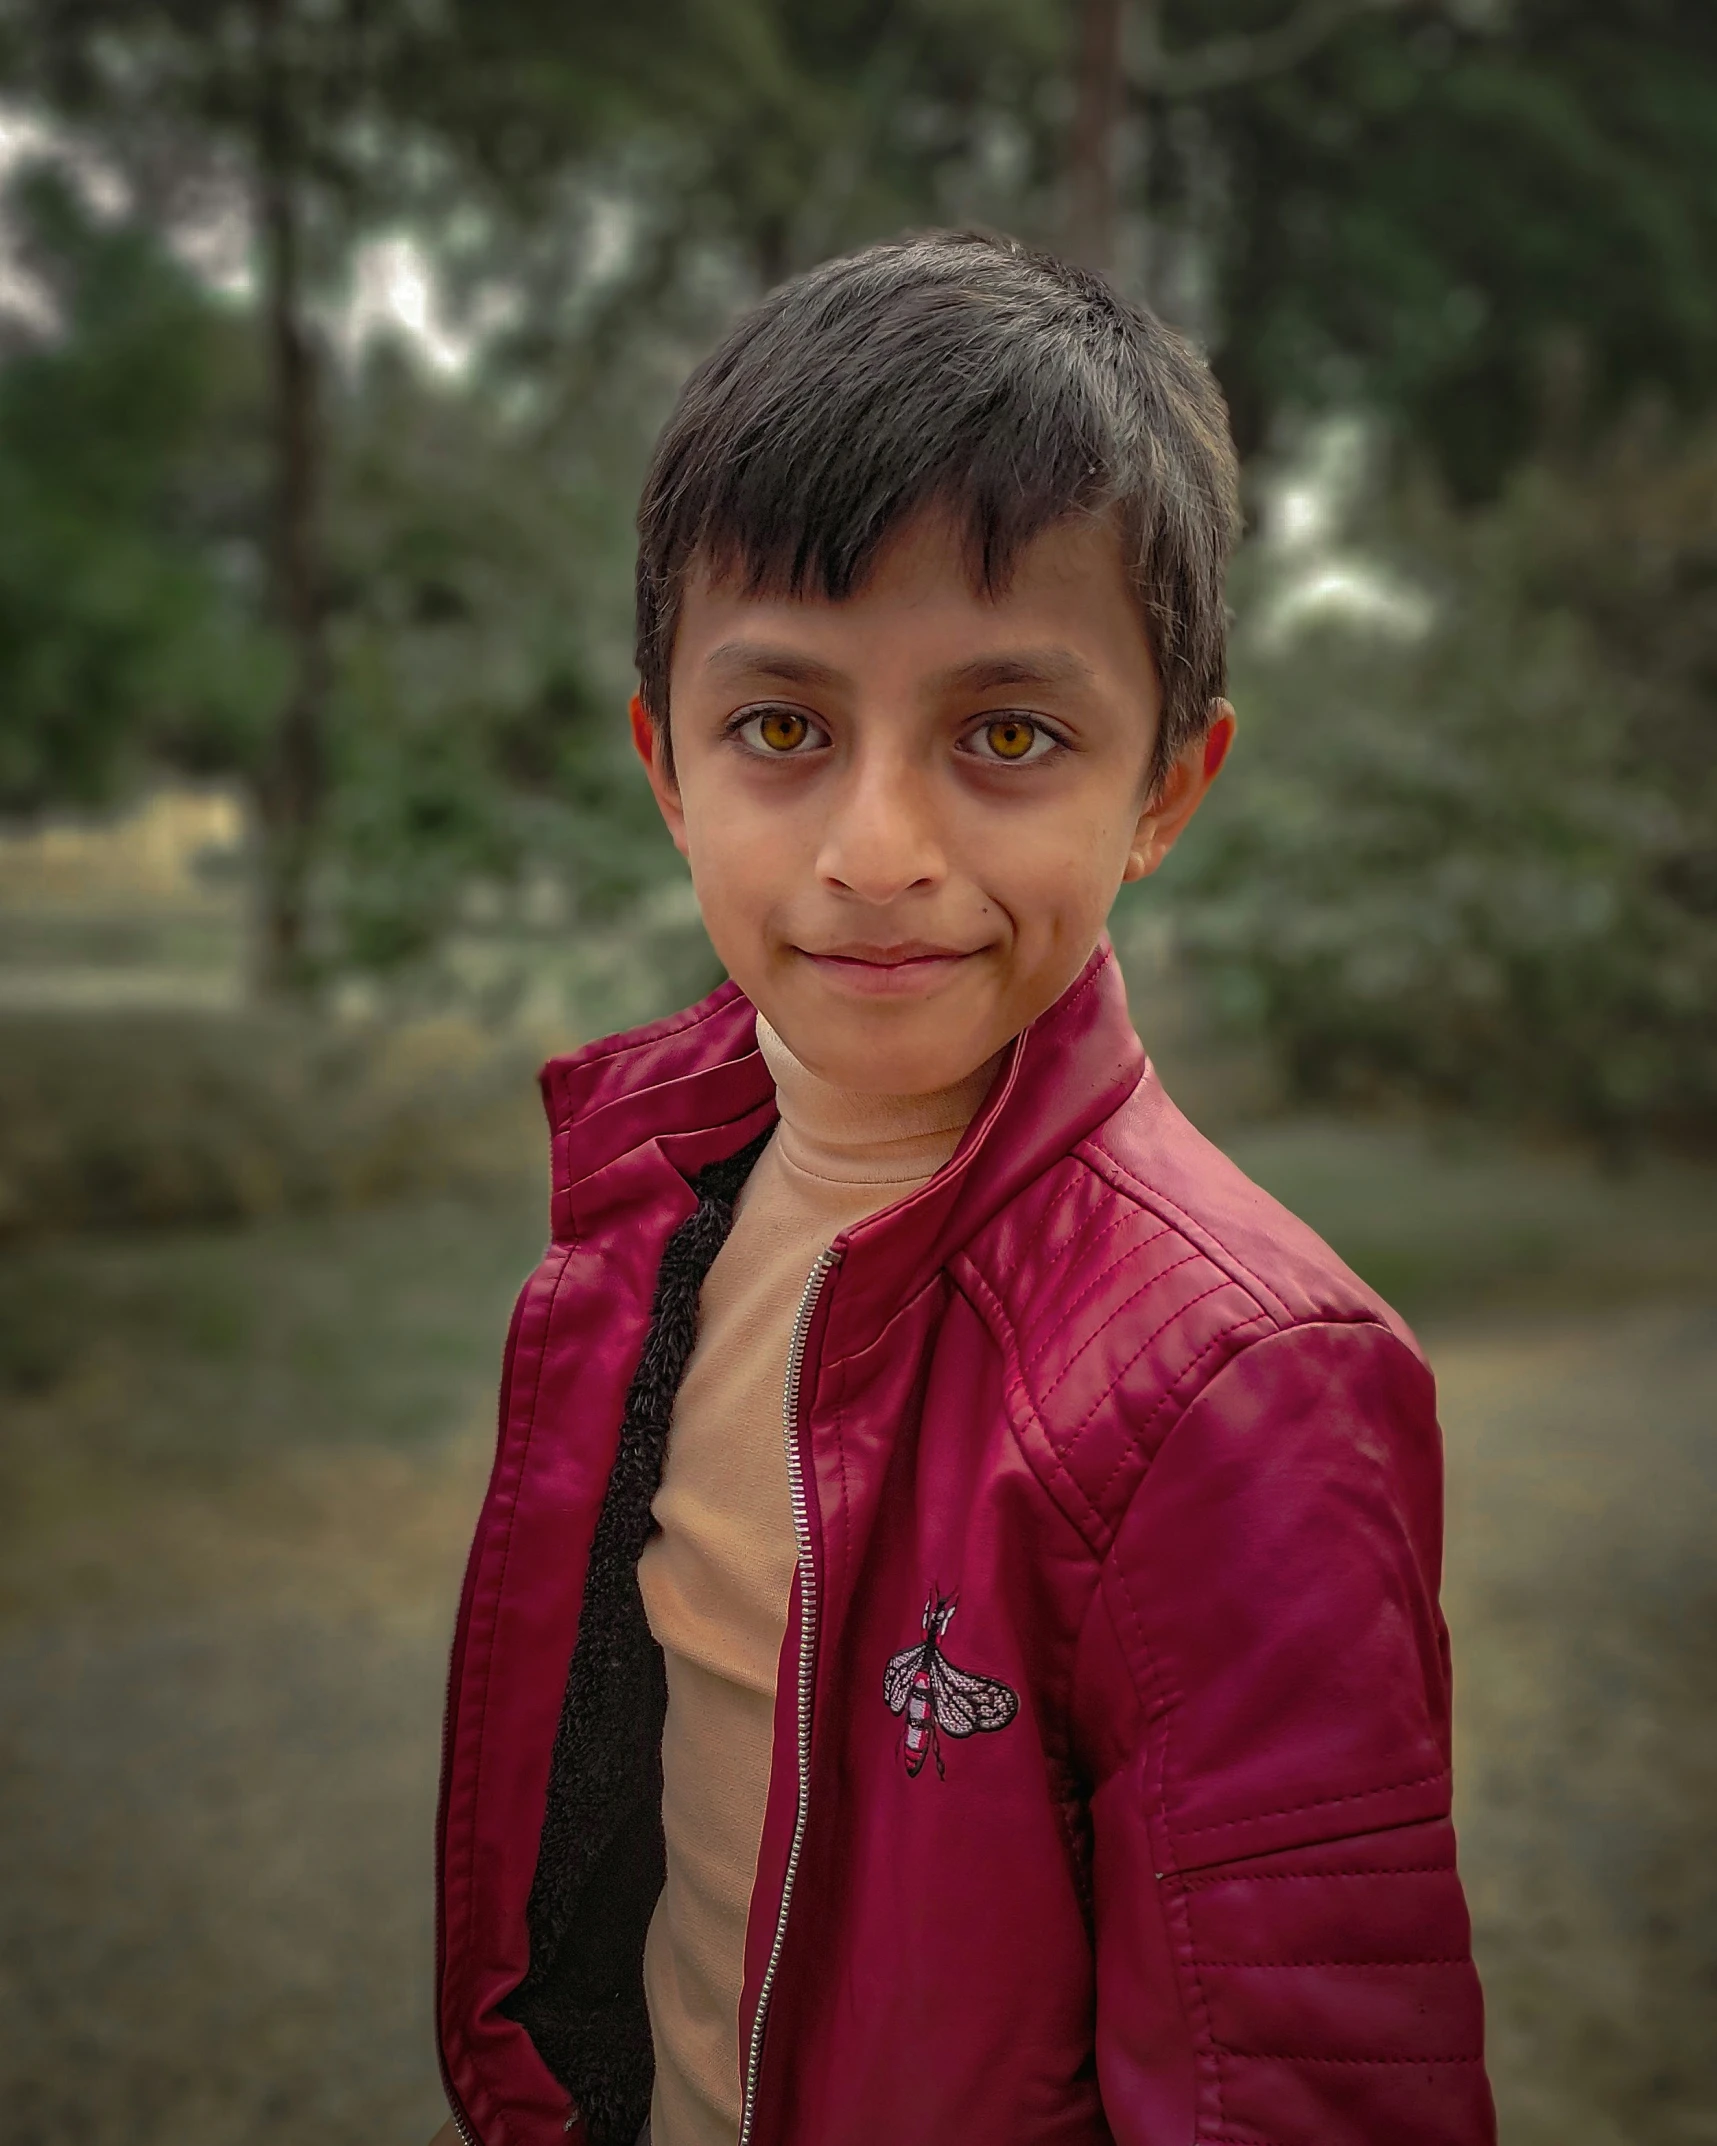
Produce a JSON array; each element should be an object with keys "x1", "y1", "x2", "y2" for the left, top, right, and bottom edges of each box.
[{"x1": 498, "y1": 1127, "x2": 773, "y2": 2146}]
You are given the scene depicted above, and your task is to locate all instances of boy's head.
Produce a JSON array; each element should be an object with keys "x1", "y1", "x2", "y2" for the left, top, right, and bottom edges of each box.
[{"x1": 630, "y1": 230, "x2": 1241, "y2": 1096}]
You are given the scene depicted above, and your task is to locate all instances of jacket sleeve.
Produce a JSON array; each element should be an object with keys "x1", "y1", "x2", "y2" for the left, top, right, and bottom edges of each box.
[{"x1": 1077, "y1": 1318, "x2": 1495, "y2": 2146}]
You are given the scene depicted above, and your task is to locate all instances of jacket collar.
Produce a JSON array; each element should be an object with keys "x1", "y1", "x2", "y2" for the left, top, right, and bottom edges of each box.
[{"x1": 541, "y1": 941, "x2": 1146, "y2": 1293}]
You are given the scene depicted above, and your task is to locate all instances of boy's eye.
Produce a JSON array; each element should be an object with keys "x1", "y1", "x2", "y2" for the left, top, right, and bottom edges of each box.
[
  {"x1": 965, "y1": 715, "x2": 1060, "y2": 764},
  {"x1": 735, "y1": 706, "x2": 826, "y2": 755}
]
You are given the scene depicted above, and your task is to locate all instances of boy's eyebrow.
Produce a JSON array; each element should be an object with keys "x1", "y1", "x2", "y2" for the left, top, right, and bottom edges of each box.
[
  {"x1": 702, "y1": 641, "x2": 850, "y2": 689},
  {"x1": 698, "y1": 643, "x2": 1100, "y2": 695},
  {"x1": 932, "y1": 649, "x2": 1099, "y2": 695}
]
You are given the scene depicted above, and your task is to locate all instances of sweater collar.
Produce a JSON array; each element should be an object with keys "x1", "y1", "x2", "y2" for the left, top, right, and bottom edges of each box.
[
  {"x1": 755, "y1": 1013, "x2": 1001, "y2": 1189},
  {"x1": 544, "y1": 939, "x2": 1146, "y2": 1267}
]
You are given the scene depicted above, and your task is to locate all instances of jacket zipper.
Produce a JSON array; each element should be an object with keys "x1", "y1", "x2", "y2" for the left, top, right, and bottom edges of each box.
[{"x1": 736, "y1": 1242, "x2": 839, "y2": 2146}]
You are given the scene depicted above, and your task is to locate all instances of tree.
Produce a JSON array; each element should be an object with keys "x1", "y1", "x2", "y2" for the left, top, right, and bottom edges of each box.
[
  {"x1": 0, "y1": 166, "x2": 278, "y2": 812},
  {"x1": 436, "y1": 0, "x2": 1065, "y2": 311},
  {"x1": 438, "y1": 0, "x2": 1717, "y2": 501},
  {"x1": 1043, "y1": 0, "x2": 1717, "y2": 492},
  {"x1": 5, "y1": 0, "x2": 1715, "y2": 1036},
  {"x1": 0, "y1": 0, "x2": 453, "y2": 986},
  {"x1": 1065, "y1": 0, "x2": 1403, "y2": 286},
  {"x1": 1146, "y1": 0, "x2": 1717, "y2": 486},
  {"x1": 1154, "y1": 422, "x2": 1717, "y2": 1148},
  {"x1": 1067, "y1": 0, "x2": 1124, "y2": 272}
]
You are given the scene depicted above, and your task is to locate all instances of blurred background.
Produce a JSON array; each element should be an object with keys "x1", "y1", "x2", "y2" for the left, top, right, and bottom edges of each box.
[{"x1": 0, "y1": 1, "x2": 1713, "y2": 2140}]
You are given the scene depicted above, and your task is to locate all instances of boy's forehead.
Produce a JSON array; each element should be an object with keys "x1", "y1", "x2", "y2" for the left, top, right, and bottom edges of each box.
[
  {"x1": 674, "y1": 508, "x2": 1154, "y2": 693},
  {"x1": 698, "y1": 633, "x2": 1103, "y2": 700}
]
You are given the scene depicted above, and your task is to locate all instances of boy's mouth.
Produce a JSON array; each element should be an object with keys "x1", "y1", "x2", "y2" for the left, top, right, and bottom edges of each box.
[{"x1": 796, "y1": 940, "x2": 981, "y2": 997}]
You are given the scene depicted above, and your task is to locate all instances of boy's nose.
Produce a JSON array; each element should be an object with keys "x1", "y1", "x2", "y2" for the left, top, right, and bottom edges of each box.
[{"x1": 814, "y1": 758, "x2": 947, "y2": 905}]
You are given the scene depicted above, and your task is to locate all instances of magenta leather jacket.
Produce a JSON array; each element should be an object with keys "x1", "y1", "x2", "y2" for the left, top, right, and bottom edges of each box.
[{"x1": 436, "y1": 944, "x2": 1494, "y2": 2146}]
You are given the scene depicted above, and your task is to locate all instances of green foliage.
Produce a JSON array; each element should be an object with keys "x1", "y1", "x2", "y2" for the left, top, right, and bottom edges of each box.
[
  {"x1": 0, "y1": 168, "x2": 280, "y2": 810},
  {"x1": 1155, "y1": 0, "x2": 1717, "y2": 490},
  {"x1": 2, "y1": 0, "x2": 1716, "y2": 1116},
  {"x1": 0, "y1": 169, "x2": 678, "y2": 988},
  {"x1": 311, "y1": 343, "x2": 675, "y2": 979},
  {"x1": 1160, "y1": 425, "x2": 1717, "y2": 1148},
  {"x1": 443, "y1": 0, "x2": 1717, "y2": 500},
  {"x1": 441, "y1": 0, "x2": 1065, "y2": 279}
]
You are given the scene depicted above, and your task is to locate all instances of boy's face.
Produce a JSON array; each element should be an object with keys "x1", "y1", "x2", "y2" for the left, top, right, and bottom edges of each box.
[{"x1": 634, "y1": 509, "x2": 1232, "y2": 1096}]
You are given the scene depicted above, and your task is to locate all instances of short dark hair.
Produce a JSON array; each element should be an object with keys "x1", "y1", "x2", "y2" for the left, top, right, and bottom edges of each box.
[{"x1": 634, "y1": 230, "x2": 1241, "y2": 785}]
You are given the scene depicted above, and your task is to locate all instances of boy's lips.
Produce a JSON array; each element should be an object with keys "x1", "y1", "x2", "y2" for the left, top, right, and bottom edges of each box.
[{"x1": 795, "y1": 940, "x2": 983, "y2": 998}]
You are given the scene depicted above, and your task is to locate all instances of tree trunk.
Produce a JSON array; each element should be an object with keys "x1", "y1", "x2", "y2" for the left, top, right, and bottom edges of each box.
[
  {"x1": 253, "y1": 0, "x2": 327, "y2": 995},
  {"x1": 1066, "y1": 0, "x2": 1124, "y2": 277}
]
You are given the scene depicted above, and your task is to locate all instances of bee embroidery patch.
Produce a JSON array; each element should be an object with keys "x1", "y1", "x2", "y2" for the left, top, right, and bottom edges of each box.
[{"x1": 883, "y1": 1590, "x2": 1019, "y2": 1779}]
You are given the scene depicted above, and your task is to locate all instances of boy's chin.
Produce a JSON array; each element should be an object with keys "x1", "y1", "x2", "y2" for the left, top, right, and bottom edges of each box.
[{"x1": 765, "y1": 991, "x2": 1003, "y2": 1099}]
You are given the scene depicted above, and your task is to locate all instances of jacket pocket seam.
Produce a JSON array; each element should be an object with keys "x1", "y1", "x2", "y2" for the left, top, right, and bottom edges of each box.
[
  {"x1": 1214, "y1": 2048, "x2": 1487, "y2": 2066},
  {"x1": 1197, "y1": 1955, "x2": 1473, "y2": 1968},
  {"x1": 1177, "y1": 1861, "x2": 1458, "y2": 1888},
  {"x1": 1173, "y1": 1767, "x2": 1448, "y2": 1842}
]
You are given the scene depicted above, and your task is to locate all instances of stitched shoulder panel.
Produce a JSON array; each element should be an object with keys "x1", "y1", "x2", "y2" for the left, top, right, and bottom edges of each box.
[
  {"x1": 960, "y1": 1154, "x2": 1277, "y2": 1546},
  {"x1": 1082, "y1": 1068, "x2": 1423, "y2": 1354},
  {"x1": 955, "y1": 1057, "x2": 1429, "y2": 1549}
]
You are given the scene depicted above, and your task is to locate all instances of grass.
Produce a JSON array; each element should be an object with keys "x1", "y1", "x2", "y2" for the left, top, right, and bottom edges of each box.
[
  {"x1": 2, "y1": 1191, "x2": 547, "y2": 1449},
  {"x1": 8, "y1": 1104, "x2": 1713, "y2": 1484},
  {"x1": 3, "y1": 1096, "x2": 1712, "y2": 2141},
  {"x1": 0, "y1": 1008, "x2": 546, "y2": 1236},
  {"x1": 6, "y1": 1090, "x2": 1713, "y2": 1624},
  {"x1": 1225, "y1": 1116, "x2": 1717, "y2": 1322},
  {"x1": 0, "y1": 1190, "x2": 548, "y2": 1619}
]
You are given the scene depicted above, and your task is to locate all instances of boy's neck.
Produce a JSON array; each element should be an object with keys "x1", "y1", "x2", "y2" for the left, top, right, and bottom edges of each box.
[{"x1": 756, "y1": 1014, "x2": 1003, "y2": 1188}]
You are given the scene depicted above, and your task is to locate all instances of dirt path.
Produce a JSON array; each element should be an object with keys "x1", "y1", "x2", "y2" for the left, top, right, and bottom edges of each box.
[
  {"x1": 1437, "y1": 1300, "x2": 1717, "y2": 2146},
  {"x1": 1, "y1": 1300, "x2": 1712, "y2": 2144},
  {"x1": 0, "y1": 1439, "x2": 488, "y2": 2146}
]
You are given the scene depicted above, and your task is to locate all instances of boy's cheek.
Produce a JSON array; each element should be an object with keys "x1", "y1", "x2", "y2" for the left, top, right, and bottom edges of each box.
[
  {"x1": 685, "y1": 793, "x2": 810, "y2": 914},
  {"x1": 682, "y1": 853, "x2": 779, "y2": 988}
]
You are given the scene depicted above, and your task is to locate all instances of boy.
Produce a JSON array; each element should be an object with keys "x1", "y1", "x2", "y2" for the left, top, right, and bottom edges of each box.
[{"x1": 431, "y1": 232, "x2": 1493, "y2": 2146}]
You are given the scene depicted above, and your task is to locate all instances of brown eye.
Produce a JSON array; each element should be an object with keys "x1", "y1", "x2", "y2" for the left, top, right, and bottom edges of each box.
[
  {"x1": 734, "y1": 705, "x2": 828, "y2": 757},
  {"x1": 757, "y1": 709, "x2": 810, "y2": 752},
  {"x1": 985, "y1": 718, "x2": 1038, "y2": 760}
]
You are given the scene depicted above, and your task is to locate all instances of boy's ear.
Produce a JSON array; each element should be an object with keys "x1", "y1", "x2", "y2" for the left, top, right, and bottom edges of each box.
[
  {"x1": 629, "y1": 693, "x2": 689, "y2": 857},
  {"x1": 1122, "y1": 701, "x2": 1236, "y2": 883}
]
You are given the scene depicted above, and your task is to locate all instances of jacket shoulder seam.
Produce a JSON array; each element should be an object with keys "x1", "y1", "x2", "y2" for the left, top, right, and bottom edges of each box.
[
  {"x1": 1074, "y1": 1137, "x2": 1298, "y2": 1328},
  {"x1": 1213, "y1": 2048, "x2": 1486, "y2": 2067},
  {"x1": 962, "y1": 1149, "x2": 1283, "y2": 1405},
  {"x1": 1077, "y1": 1305, "x2": 1280, "y2": 1512},
  {"x1": 1102, "y1": 1312, "x2": 1417, "y2": 1545},
  {"x1": 947, "y1": 1253, "x2": 1114, "y2": 1555}
]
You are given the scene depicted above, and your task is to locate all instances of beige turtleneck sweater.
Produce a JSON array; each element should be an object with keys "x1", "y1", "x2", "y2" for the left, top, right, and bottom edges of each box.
[{"x1": 636, "y1": 1015, "x2": 998, "y2": 2146}]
